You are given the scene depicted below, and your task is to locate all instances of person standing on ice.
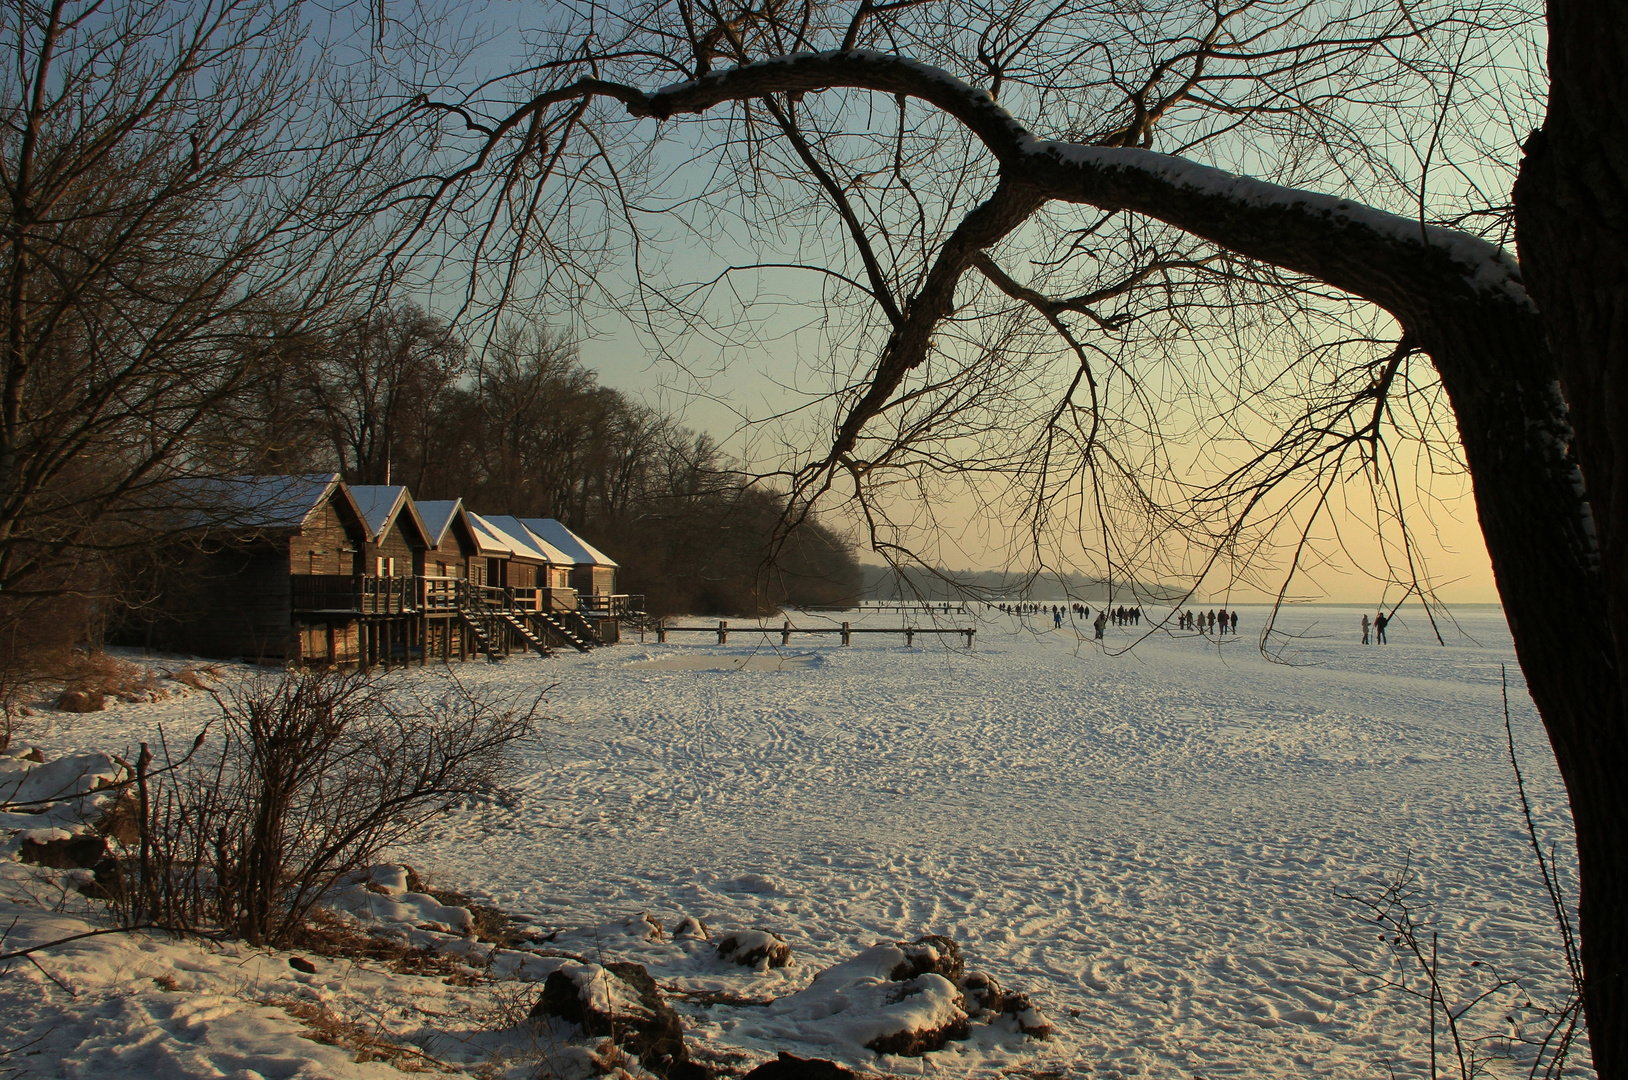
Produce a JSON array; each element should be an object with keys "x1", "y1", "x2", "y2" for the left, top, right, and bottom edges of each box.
[
  {"x1": 1230, "y1": 611, "x2": 1238, "y2": 634},
  {"x1": 1094, "y1": 610, "x2": 1107, "y2": 639},
  {"x1": 1361, "y1": 613, "x2": 1370, "y2": 644},
  {"x1": 1053, "y1": 607, "x2": 1063, "y2": 629},
  {"x1": 1375, "y1": 611, "x2": 1389, "y2": 644}
]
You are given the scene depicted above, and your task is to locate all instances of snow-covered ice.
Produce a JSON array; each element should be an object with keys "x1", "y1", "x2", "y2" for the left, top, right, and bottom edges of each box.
[{"x1": 3, "y1": 602, "x2": 1584, "y2": 1077}]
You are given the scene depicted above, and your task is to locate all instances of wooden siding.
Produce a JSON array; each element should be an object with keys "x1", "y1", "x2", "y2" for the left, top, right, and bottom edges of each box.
[
  {"x1": 171, "y1": 546, "x2": 297, "y2": 661},
  {"x1": 366, "y1": 522, "x2": 421, "y2": 578},
  {"x1": 290, "y1": 498, "x2": 361, "y2": 575},
  {"x1": 571, "y1": 566, "x2": 616, "y2": 595}
]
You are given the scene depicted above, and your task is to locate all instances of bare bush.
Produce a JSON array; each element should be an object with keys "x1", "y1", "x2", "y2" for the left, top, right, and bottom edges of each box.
[{"x1": 114, "y1": 670, "x2": 537, "y2": 947}]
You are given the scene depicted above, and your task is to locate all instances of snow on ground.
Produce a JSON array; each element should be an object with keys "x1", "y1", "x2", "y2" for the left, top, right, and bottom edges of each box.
[{"x1": 4, "y1": 603, "x2": 1585, "y2": 1078}]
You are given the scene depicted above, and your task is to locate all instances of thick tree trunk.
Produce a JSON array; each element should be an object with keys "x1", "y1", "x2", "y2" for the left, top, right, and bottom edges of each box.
[
  {"x1": 1412, "y1": 300, "x2": 1625, "y2": 1078},
  {"x1": 1512, "y1": 5, "x2": 1628, "y2": 1074}
]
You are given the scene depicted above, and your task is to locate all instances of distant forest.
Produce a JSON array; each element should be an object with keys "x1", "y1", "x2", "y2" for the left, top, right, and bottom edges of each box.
[{"x1": 194, "y1": 305, "x2": 863, "y2": 617}]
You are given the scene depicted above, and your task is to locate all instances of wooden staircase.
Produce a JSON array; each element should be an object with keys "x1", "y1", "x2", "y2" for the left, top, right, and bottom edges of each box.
[
  {"x1": 500, "y1": 612, "x2": 554, "y2": 656},
  {"x1": 557, "y1": 608, "x2": 602, "y2": 646},
  {"x1": 459, "y1": 611, "x2": 507, "y2": 660},
  {"x1": 530, "y1": 611, "x2": 595, "y2": 653}
]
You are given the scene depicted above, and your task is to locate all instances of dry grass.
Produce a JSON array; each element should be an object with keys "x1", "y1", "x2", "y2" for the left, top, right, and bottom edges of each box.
[
  {"x1": 61, "y1": 651, "x2": 166, "y2": 701},
  {"x1": 290, "y1": 910, "x2": 487, "y2": 984},
  {"x1": 170, "y1": 664, "x2": 220, "y2": 691},
  {"x1": 272, "y1": 998, "x2": 458, "y2": 1073}
]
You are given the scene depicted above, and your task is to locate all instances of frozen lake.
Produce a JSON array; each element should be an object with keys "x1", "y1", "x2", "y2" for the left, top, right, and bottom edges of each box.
[{"x1": 36, "y1": 602, "x2": 1586, "y2": 1077}]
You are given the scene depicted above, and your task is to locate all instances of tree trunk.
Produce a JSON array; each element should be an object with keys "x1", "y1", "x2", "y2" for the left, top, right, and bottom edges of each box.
[
  {"x1": 1511, "y1": 6, "x2": 1628, "y2": 1074},
  {"x1": 1411, "y1": 294, "x2": 1625, "y2": 1076}
]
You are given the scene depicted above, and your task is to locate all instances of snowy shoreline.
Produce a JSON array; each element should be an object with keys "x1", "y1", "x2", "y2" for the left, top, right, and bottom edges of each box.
[{"x1": 0, "y1": 603, "x2": 1588, "y2": 1078}]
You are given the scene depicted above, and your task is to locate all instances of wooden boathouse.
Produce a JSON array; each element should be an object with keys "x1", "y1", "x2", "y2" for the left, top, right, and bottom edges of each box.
[{"x1": 166, "y1": 475, "x2": 638, "y2": 667}]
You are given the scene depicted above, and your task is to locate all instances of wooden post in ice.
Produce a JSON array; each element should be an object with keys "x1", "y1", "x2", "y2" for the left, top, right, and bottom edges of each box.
[
  {"x1": 841, "y1": 621, "x2": 851, "y2": 646},
  {"x1": 906, "y1": 628, "x2": 915, "y2": 647},
  {"x1": 782, "y1": 621, "x2": 791, "y2": 646},
  {"x1": 718, "y1": 620, "x2": 728, "y2": 644},
  {"x1": 657, "y1": 620, "x2": 667, "y2": 643},
  {"x1": 965, "y1": 628, "x2": 975, "y2": 648}
]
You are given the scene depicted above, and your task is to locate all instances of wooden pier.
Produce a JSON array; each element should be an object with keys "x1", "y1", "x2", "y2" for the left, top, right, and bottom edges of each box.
[{"x1": 655, "y1": 620, "x2": 975, "y2": 648}]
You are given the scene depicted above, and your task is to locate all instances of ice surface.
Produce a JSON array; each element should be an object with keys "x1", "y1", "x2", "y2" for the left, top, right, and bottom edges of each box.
[{"x1": 8, "y1": 603, "x2": 1585, "y2": 1078}]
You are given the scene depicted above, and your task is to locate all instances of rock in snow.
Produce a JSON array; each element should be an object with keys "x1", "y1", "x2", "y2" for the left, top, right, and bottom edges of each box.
[
  {"x1": 717, "y1": 928, "x2": 793, "y2": 968},
  {"x1": 531, "y1": 960, "x2": 701, "y2": 1077}
]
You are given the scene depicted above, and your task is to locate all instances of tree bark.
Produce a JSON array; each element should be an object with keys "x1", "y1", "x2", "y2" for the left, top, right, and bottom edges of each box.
[{"x1": 1512, "y1": 4, "x2": 1628, "y2": 1073}]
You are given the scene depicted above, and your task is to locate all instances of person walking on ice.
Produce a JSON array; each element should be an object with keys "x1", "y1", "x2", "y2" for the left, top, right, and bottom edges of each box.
[
  {"x1": 1361, "y1": 613, "x2": 1370, "y2": 645},
  {"x1": 1094, "y1": 611, "x2": 1108, "y2": 640}
]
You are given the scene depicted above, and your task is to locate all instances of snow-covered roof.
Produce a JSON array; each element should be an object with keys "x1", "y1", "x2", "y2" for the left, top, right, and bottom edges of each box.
[
  {"x1": 518, "y1": 518, "x2": 618, "y2": 568},
  {"x1": 414, "y1": 500, "x2": 464, "y2": 547},
  {"x1": 346, "y1": 484, "x2": 430, "y2": 547},
  {"x1": 465, "y1": 512, "x2": 515, "y2": 557},
  {"x1": 181, "y1": 473, "x2": 348, "y2": 532},
  {"x1": 480, "y1": 514, "x2": 573, "y2": 565}
]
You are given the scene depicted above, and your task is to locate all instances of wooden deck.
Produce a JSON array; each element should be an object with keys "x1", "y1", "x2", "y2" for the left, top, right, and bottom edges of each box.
[
  {"x1": 289, "y1": 575, "x2": 645, "y2": 668},
  {"x1": 654, "y1": 620, "x2": 975, "y2": 648}
]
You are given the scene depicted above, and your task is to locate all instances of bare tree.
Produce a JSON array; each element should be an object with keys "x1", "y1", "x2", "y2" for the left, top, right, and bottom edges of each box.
[
  {"x1": 392, "y1": 0, "x2": 1628, "y2": 1068},
  {"x1": 0, "y1": 0, "x2": 414, "y2": 631},
  {"x1": 297, "y1": 303, "x2": 469, "y2": 486}
]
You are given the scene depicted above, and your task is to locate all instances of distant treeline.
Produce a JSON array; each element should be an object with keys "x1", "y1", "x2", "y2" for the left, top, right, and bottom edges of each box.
[{"x1": 194, "y1": 307, "x2": 863, "y2": 618}]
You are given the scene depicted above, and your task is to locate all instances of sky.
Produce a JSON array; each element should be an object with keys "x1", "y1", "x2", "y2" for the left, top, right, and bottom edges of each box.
[{"x1": 395, "y1": 0, "x2": 1508, "y2": 605}]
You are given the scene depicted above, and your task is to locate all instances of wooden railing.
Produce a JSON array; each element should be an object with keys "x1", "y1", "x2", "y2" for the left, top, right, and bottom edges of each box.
[
  {"x1": 578, "y1": 593, "x2": 643, "y2": 618},
  {"x1": 292, "y1": 575, "x2": 415, "y2": 614},
  {"x1": 292, "y1": 576, "x2": 645, "y2": 621},
  {"x1": 420, "y1": 576, "x2": 461, "y2": 612}
]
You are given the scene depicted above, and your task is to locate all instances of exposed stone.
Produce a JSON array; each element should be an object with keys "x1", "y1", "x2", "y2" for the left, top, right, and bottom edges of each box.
[
  {"x1": 864, "y1": 1013, "x2": 971, "y2": 1056},
  {"x1": 532, "y1": 961, "x2": 694, "y2": 1077},
  {"x1": 672, "y1": 915, "x2": 710, "y2": 940},
  {"x1": 19, "y1": 832, "x2": 105, "y2": 869},
  {"x1": 742, "y1": 1053, "x2": 858, "y2": 1080},
  {"x1": 716, "y1": 929, "x2": 791, "y2": 969},
  {"x1": 994, "y1": 990, "x2": 1052, "y2": 1039},
  {"x1": 628, "y1": 912, "x2": 665, "y2": 941},
  {"x1": 959, "y1": 970, "x2": 1003, "y2": 1015},
  {"x1": 888, "y1": 935, "x2": 963, "y2": 982},
  {"x1": 56, "y1": 690, "x2": 104, "y2": 713}
]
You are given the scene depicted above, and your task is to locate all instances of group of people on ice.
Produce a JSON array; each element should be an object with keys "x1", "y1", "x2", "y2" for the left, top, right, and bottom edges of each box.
[
  {"x1": 1360, "y1": 611, "x2": 1391, "y2": 644},
  {"x1": 1179, "y1": 609, "x2": 1239, "y2": 635},
  {"x1": 996, "y1": 599, "x2": 1240, "y2": 641}
]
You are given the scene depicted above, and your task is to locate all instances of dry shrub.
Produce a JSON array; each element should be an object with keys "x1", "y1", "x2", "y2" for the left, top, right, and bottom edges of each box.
[
  {"x1": 112, "y1": 669, "x2": 538, "y2": 947},
  {"x1": 61, "y1": 652, "x2": 167, "y2": 701}
]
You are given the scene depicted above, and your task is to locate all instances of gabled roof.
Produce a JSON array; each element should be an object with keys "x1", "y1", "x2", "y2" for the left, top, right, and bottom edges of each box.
[
  {"x1": 478, "y1": 514, "x2": 573, "y2": 565},
  {"x1": 465, "y1": 512, "x2": 529, "y2": 559},
  {"x1": 414, "y1": 500, "x2": 464, "y2": 548},
  {"x1": 181, "y1": 473, "x2": 357, "y2": 532},
  {"x1": 346, "y1": 485, "x2": 431, "y2": 547},
  {"x1": 518, "y1": 518, "x2": 618, "y2": 568}
]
